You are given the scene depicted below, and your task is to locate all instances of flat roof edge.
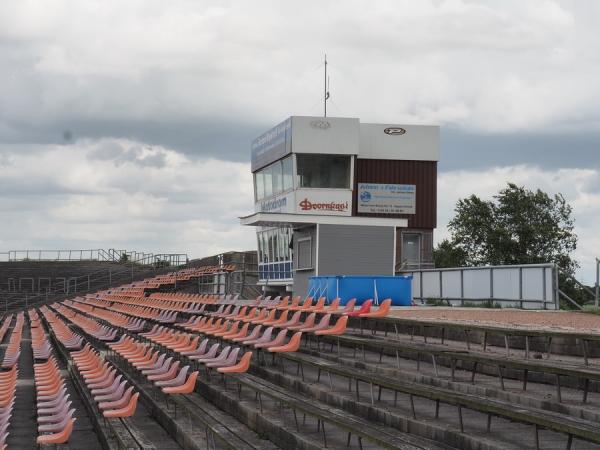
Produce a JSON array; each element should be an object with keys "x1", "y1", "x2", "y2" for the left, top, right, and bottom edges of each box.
[{"x1": 240, "y1": 212, "x2": 408, "y2": 228}]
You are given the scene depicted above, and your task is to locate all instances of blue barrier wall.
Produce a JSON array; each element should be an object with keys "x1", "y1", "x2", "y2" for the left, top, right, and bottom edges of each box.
[{"x1": 307, "y1": 275, "x2": 413, "y2": 306}]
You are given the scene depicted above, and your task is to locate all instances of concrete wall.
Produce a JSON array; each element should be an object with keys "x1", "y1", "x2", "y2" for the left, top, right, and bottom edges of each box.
[{"x1": 317, "y1": 224, "x2": 394, "y2": 276}]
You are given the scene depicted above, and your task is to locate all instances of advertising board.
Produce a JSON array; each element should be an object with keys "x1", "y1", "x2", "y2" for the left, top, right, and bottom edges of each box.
[
  {"x1": 357, "y1": 183, "x2": 416, "y2": 214},
  {"x1": 295, "y1": 189, "x2": 352, "y2": 216},
  {"x1": 255, "y1": 191, "x2": 295, "y2": 213},
  {"x1": 251, "y1": 118, "x2": 292, "y2": 171}
]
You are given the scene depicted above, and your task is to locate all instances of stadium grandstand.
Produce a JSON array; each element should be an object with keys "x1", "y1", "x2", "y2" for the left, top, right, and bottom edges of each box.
[{"x1": 1, "y1": 254, "x2": 600, "y2": 449}]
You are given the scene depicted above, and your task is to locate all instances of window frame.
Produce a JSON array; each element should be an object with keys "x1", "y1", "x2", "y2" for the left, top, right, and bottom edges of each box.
[
  {"x1": 295, "y1": 153, "x2": 352, "y2": 190},
  {"x1": 296, "y1": 236, "x2": 313, "y2": 271}
]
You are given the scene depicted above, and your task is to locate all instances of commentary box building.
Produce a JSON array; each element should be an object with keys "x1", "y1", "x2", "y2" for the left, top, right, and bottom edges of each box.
[{"x1": 240, "y1": 116, "x2": 439, "y2": 296}]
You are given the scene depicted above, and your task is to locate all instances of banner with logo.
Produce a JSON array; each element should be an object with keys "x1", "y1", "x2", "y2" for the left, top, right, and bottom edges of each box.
[
  {"x1": 255, "y1": 191, "x2": 295, "y2": 213},
  {"x1": 251, "y1": 118, "x2": 292, "y2": 171},
  {"x1": 295, "y1": 189, "x2": 352, "y2": 216},
  {"x1": 357, "y1": 183, "x2": 416, "y2": 214}
]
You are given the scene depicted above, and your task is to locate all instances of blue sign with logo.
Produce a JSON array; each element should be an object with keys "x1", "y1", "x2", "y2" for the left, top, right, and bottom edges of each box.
[
  {"x1": 357, "y1": 183, "x2": 416, "y2": 214},
  {"x1": 251, "y1": 118, "x2": 292, "y2": 171},
  {"x1": 359, "y1": 191, "x2": 372, "y2": 202}
]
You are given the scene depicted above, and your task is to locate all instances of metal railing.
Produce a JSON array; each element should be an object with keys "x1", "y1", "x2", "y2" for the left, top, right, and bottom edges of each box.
[{"x1": 0, "y1": 248, "x2": 188, "y2": 265}]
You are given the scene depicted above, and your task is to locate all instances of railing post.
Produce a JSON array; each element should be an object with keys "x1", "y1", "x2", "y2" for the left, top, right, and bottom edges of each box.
[
  {"x1": 88, "y1": 274, "x2": 91, "y2": 291},
  {"x1": 594, "y1": 258, "x2": 600, "y2": 307},
  {"x1": 109, "y1": 269, "x2": 112, "y2": 287},
  {"x1": 554, "y1": 265, "x2": 560, "y2": 309}
]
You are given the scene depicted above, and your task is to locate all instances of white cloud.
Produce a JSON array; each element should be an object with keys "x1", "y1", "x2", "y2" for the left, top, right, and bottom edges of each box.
[
  {"x1": 438, "y1": 165, "x2": 600, "y2": 284},
  {"x1": 0, "y1": 139, "x2": 257, "y2": 258},
  {"x1": 0, "y1": 1, "x2": 599, "y2": 136}
]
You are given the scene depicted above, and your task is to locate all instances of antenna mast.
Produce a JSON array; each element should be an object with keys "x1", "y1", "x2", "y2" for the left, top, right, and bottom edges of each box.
[{"x1": 324, "y1": 54, "x2": 330, "y2": 117}]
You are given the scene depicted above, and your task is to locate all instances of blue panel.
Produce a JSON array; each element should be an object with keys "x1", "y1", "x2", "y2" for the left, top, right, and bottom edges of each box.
[{"x1": 308, "y1": 275, "x2": 412, "y2": 306}]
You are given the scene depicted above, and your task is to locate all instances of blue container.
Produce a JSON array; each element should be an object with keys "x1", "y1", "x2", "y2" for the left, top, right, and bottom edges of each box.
[{"x1": 307, "y1": 275, "x2": 412, "y2": 306}]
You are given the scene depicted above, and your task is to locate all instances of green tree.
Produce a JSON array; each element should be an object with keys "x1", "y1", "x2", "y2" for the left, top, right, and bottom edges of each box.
[
  {"x1": 440, "y1": 183, "x2": 577, "y2": 272},
  {"x1": 433, "y1": 239, "x2": 467, "y2": 268}
]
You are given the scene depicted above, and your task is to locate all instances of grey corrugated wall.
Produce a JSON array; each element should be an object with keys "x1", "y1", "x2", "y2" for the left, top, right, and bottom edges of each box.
[{"x1": 317, "y1": 224, "x2": 394, "y2": 276}]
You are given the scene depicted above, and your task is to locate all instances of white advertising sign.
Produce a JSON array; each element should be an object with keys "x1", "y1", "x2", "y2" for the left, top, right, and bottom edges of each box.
[
  {"x1": 357, "y1": 183, "x2": 416, "y2": 214},
  {"x1": 295, "y1": 189, "x2": 352, "y2": 216}
]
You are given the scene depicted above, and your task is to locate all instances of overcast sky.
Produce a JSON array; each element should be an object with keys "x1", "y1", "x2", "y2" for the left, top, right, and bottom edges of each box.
[{"x1": 0, "y1": 1, "x2": 598, "y2": 283}]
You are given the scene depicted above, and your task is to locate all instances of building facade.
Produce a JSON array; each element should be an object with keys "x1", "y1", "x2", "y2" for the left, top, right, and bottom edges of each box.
[{"x1": 241, "y1": 116, "x2": 439, "y2": 296}]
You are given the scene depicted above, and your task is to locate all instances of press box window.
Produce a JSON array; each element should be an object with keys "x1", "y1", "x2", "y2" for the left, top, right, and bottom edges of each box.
[
  {"x1": 296, "y1": 154, "x2": 351, "y2": 189},
  {"x1": 253, "y1": 156, "x2": 293, "y2": 201},
  {"x1": 296, "y1": 237, "x2": 312, "y2": 270}
]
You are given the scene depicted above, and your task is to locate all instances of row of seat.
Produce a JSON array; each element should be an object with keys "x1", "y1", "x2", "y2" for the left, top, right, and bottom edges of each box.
[
  {"x1": 63, "y1": 297, "x2": 258, "y2": 378},
  {"x1": 109, "y1": 337, "x2": 199, "y2": 394},
  {"x1": 52, "y1": 304, "x2": 118, "y2": 342},
  {"x1": 189, "y1": 309, "x2": 349, "y2": 335},
  {"x1": 106, "y1": 265, "x2": 235, "y2": 293},
  {"x1": 0, "y1": 313, "x2": 21, "y2": 450},
  {"x1": 71, "y1": 299, "x2": 181, "y2": 328},
  {"x1": 70, "y1": 345, "x2": 140, "y2": 418},
  {"x1": 149, "y1": 292, "x2": 240, "y2": 304},
  {"x1": 137, "y1": 326, "x2": 253, "y2": 374},
  {"x1": 2, "y1": 312, "x2": 24, "y2": 369},
  {"x1": 30, "y1": 309, "x2": 77, "y2": 446},
  {"x1": 90, "y1": 294, "x2": 199, "y2": 313},
  {"x1": 0, "y1": 315, "x2": 12, "y2": 345},
  {"x1": 38, "y1": 306, "x2": 140, "y2": 419},
  {"x1": 0, "y1": 366, "x2": 16, "y2": 450},
  {"x1": 65, "y1": 301, "x2": 147, "y2": 332},
  {"x1": 39, "y1": 307, "x2": 84, "y2": 351}
]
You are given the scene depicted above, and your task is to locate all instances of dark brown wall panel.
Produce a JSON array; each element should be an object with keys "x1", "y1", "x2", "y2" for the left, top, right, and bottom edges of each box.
[{"x1": 353, "y1": 159, "x2": 437, "y2": 229}]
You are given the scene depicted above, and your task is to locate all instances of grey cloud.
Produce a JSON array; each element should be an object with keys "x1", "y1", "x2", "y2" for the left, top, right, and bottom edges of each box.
[
  {"x1": 440, "y1": 128, "x2": 600, "y2": 172},
  {"x1": 4, "y1": 118, "x2": 263, "y2": 162},
  {"x1": 0, "y1": 178, "x2": 88, "y2": 196},
  {"x1": 87, "y1": 140, "x2": 169, "y2": 168}
]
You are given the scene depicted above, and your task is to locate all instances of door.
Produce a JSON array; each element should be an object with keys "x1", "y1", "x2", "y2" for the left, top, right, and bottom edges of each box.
[{"x1": 402, "y1": 233, "x2": 421, "y2": 269}]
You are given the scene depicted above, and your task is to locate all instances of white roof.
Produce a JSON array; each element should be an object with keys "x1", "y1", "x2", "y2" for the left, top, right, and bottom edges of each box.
[{"x1": 240, "y1": 212, "x2": 407, "y2": 228}]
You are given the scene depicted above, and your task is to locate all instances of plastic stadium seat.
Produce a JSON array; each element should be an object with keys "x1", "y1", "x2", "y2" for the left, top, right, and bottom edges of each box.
[
  {"x1": 287, "y1": 313, "x2": 316, "y2": 331},
  {"x1": 243, "y1": 327, "x2": 273, "y2": 346},
  {"x1": 268, "y1": 332, "x2": 303, "y2": 353},
  {"x1": 36, "y1": 418, "x2": 76, "y2": 445},
  {"x1": 346, "y1": 299, "x2": 372, "y2": 317},
  {"x1": 217, "y1": 352, "x2": 253, "y2": 374},
  {"x1": 162, "y1": 370, "x2": 199, "y2": 395},
  {"x1": 277, "y1": 311, "x2": 302, "y2": 328},
  {"x1": 254, "y1": 329, "x2": 288, "y2": 349},
  {"x1": 315, "y1": 316, "x2": 348, "y2": 336},
  {"x1": 301, "y1": 314, "x2": 331, "y2": 333},
  {"x1": 325, "y1": 298, "x2": 340, "y2": 313},
  {"x1": 102, "y1": 393, "x2": 139, "y2": 418},
  {"x1": 359, "y1": 298, "x2": 392, "y2": 318},
  {"x1": 332, "y1": 298, "x2": 356, "y2": 315}
]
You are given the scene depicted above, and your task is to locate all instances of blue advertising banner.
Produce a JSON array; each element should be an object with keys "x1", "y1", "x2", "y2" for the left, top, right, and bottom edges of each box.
[{"x1": 251, "y1": 118, "x2": 292, "y2": 171}]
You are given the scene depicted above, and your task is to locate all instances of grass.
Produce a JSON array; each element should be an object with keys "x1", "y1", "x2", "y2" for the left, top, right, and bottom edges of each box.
[
  {"x1": 462, "y1": 300, "x2": 503, "y2": 309},
  {"x1": 582, "y1": 305, "x2": 600, "y2": 315},
  {"x1": 425, "y1": 298, "x2": 450, "y2": 307},
  {"x1": 423, "y1": 298, "x2": 504, "y2": 308}
]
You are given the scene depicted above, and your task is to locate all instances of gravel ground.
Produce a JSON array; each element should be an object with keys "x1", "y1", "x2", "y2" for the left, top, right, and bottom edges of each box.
[{"x1": 388, "y1": 307, "x2": 600, "y2": 334}]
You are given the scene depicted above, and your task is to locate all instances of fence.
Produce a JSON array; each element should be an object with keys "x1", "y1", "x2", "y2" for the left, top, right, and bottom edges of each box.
[
  {"x1": 596, "y1": 258, "x2": 600, "y2": 307},
  {"x1": 401, "y1": 263, "x2": 557, "y2": 309},
  {"x1": 0, "y1": 249, "x2": 188, "y2": 266}
]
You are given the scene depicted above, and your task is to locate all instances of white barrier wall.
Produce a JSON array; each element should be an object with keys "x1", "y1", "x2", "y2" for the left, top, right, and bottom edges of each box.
[{"x1": 405, "y1": 264, "x2": 556, "y2": 309}]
